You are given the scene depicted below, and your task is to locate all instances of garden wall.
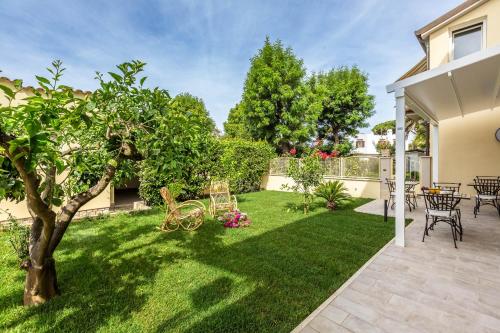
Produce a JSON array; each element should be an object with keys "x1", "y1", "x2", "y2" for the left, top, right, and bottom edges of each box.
[
  {"x1": 262, "y1": 156, "x2": 387, "y2": 199},
  {"x1": 261, "y1": 174, "x2": 382, "y2": 199}
]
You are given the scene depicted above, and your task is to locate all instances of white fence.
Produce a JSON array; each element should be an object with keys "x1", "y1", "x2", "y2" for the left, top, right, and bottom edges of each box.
[{"x1": 269, "y1": 156, "x2": 381, "y2": 179}]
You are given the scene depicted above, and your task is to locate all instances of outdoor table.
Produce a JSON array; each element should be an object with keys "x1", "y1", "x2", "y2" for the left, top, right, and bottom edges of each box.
[{"x1": 417, "y1": 192, "x2": 470, "y2": 200}]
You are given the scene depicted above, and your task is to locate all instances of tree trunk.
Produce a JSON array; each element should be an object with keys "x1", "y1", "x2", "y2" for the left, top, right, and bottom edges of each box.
[
  {"x1": 327, "y1": 201, "x2": 336, "y2": 211},
  {"x1": 23, "y1": 257, "x2": 60, "y2": 306}
]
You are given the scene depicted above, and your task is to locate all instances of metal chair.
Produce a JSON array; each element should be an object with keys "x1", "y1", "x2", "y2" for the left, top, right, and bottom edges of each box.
[
  {"x1": 386, "y1": 178, "x2": 416, "y2": 211},
  {"x1": 472, "y1": 177, "x2": 500, "y2": 217},
  {"x1": 433, "y1": 182, "x2": 462, "y2": 222},
  {"x1": 422, "y1": 190, "x2": 463, "y2": 248}
]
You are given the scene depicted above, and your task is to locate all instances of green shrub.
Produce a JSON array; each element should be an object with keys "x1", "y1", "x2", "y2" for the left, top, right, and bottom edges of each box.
[
  {"x1": 215, "y1": 139, "x2": 275, "y2": 194},
  {"x1": 315, "y1": 181, "x2": 352, "y2": 210},
  {"x1": 138, "y1": 92, "x2": 218, "y2": 206},
  {"x1": 282, "y1": 153, "x2": 325, "y2": 214},
  {"x1": 7, "y1": 218, "x2": 30, "y2": 261}
]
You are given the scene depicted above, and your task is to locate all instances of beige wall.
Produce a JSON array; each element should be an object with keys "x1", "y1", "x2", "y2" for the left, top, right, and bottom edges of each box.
[
  {"x1": 0, "y1": 78, "x2": 111, "y2": 221},
  {"x1": 438, "y1": 108, "x2": 500, "y2": 195},
  {"x1": 0, "y1": 186, "x2": 111, "y2": 221},
  {"x1": 429, "y1": 0, "x2": 500, "y2": 69},
  {"x1": 262, "y1": 175, "x2": 382, "y2": 199}
]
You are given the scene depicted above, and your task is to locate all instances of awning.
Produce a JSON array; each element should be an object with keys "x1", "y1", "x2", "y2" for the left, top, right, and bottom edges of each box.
[{"x1": 387, "y1": 44, "x2": 500, "y2": 123}]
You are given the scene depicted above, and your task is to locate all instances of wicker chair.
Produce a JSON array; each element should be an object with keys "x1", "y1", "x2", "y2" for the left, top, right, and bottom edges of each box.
[
  {"x1": 158, "y1": 187, "x2": 205, "y2": 232},
  {"x1": 209, "y1": 180, "x2": 238, "y2": 217}
]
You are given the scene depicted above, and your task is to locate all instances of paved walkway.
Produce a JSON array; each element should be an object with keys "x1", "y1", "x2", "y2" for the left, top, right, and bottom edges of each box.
[{"x1": 293, "y1": 199, "x2": 500, "y2": 333}]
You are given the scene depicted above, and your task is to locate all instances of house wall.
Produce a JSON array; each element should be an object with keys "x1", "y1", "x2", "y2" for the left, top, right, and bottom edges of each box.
[
  {"x1": 429, "y1": 0, "x2": 500, "y2": 69},
  {"x1": 438, "y1": 108, "x2": 500, "y2": 196},
  {"x1": 0, "y1": 78, "x2": 112, "y2": 221}
]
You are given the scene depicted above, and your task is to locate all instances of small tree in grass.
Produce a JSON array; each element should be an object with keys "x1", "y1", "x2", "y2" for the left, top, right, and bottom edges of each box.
[
  {"x1": 0, "y1": 60, "x2": 165, "y2": 305},
  {"x1": 282, "y1": 153, "x2": 324, "y2": 214}
]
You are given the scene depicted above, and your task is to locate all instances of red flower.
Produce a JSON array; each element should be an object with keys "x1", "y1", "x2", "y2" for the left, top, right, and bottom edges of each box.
[{"x1": 290, "y1": 148, "x2": 297, "y2": 156}]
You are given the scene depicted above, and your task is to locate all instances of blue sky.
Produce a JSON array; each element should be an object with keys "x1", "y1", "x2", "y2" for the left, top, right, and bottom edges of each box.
[{"x1": 0, "y1": 0, "x2": 463, "y2": 133}]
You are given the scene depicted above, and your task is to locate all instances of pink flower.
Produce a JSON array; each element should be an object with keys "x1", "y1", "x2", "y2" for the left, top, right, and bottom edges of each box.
[{"x1": 290, "y1": 148, "x2": 297, "y2": 156}]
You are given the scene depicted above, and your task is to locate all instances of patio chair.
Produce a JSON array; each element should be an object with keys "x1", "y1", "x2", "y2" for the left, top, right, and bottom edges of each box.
[
  {"x1": 158, "y1": 187, "x2": 205, "y2": 232},
  {"x1": 209, "y1": 180, "x2": 237, "y2": 217},
  {"x1": 422, "y1": 190, "x2": 463, "y2": 248},
  {"x1": 472, "y1": 177, "x2": 500, "y2": 218},
  {"x1": 386, "y1": 178, "x2": 416, "y2": 211},
  {"x1": 433, "y1": 182, "x2": 462, "y2": 222}
]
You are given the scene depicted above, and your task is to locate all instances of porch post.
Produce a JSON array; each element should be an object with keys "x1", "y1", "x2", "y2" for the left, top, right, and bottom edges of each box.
[
  {"x1": 395, "y1": 88, "x2": 406, "y2": 247},
  {"x1": 431, "y1": 124, "x2": 439, "y2": 183}
]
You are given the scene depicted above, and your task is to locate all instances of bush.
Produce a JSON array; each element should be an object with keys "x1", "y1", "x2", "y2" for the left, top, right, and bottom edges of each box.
[
  {"x1": 215, "y1": 139, "x2": 275, "y2": 193},
  {"x1": 315, "y1": 181, "x2": 351, "y2": 210},
  {"x1": 138, "y1": 93, "x2": 218, "y2": 206},
  {"x1": 7, "y1": 218, "x2": 30, "y2": 261},
  {"x1": 282, "y1": 153, "x2": 325, "y2": 214}
]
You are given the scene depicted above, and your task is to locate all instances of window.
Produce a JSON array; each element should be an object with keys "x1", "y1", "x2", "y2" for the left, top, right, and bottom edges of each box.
[
  {"x1": 356, "y1": 140, "x2": 365, "y2": 148},
  {"x1": 452, "y1": 23, "x2": 483, "y2": 60}
]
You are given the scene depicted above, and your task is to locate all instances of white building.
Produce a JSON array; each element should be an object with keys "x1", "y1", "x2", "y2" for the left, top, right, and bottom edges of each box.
[{"x1": 351, "y1": 129, "x2": 396, "y2": 154}]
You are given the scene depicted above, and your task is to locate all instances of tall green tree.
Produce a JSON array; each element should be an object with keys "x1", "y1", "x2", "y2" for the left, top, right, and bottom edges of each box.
[
  {"x1": 223, "y1": 103, "x2": 250, "y2": 139},
  {"x1": 372, "y1": 120, "x2": 395, "y2": 135},
  {"x1": 309, "y1": 66, "x2": 375, "y2": 145},
  {"x1": 242, "y1": 37, "x2": 317, "y2": 153}
]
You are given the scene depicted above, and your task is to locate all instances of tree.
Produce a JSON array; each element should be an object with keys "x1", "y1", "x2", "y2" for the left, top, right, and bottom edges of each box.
[
  {"x1": 282, "y1": 153, "x2": 324, "y2": 214},
  {"x1": 372, "y1": 117, "x2": 429, "y2": 151},
  {"x1": 223, "y1": 103, "x2": 250, "y2": 139},
  {"x1": 242, "y1": 37, "x2": 317, "y2": 154},
  {"x1": 372, "y1": 120, "x2": 395, "y2": 135},
  {"x1": 0, "y1": 60, "x2": 161, "y2": 305},
  {"x1": 309, "y1": 66, "x2": 375, "y2": 145},
  {"x1": 138, "y1": 92, "x2": 218, "y2": 204}
]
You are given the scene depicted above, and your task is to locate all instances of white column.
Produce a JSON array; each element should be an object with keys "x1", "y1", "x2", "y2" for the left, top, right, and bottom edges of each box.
[
  {"x1": 395, "y1": 88, "x2": 406, "y2": 247},
  {"x1": 431, "y1": 124, "x2": 439, "y2": 183}
]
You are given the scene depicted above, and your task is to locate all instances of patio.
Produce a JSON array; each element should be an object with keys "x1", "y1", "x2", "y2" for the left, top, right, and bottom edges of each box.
[{"x1": 293, "y1": 200, "x2": 500, "y2": 333}]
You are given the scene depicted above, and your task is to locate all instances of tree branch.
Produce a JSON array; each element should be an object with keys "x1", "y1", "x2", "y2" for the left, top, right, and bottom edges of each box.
[{"x1": 48, "y1": 160, "x2": 119, "y2": 254}]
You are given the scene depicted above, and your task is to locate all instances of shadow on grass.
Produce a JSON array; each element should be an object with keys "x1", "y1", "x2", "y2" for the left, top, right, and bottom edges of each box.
[
  {"x1": 162, "y1": 206, "x2": 394, "y2": 332},
  {"x1": 1, "y1": 219, "x2": 171, "y2": 333},
  {"x1": 1, "y1": 195, "x2": 393, "y2": 333}
]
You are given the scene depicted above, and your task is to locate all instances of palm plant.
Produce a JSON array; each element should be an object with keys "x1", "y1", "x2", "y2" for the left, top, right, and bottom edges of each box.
[{"x1": 315, "y1": 181, "x2": 351, "y2": 211}]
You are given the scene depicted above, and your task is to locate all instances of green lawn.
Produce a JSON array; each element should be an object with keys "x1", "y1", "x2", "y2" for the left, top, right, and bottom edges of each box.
[{"x1": 0, "y1": 191, "x2": 397, "y2": 333}]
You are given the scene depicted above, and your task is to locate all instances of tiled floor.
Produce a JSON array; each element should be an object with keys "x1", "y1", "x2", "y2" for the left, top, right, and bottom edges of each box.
[{"x1": 293, "y1": 199, "x2": 500, "y2": 333}]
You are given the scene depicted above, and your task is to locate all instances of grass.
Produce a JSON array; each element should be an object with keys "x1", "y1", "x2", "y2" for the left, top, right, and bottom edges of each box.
[{"x1": 0, "y1": 191, "x2": 398, "y2": 333}]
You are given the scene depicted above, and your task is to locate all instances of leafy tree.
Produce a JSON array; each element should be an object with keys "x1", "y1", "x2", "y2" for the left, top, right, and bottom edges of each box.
[
  {"x1": 242, "y1": 37, "x2": 317, "y2": 154},
  {"x1": 309, "y1": 66, "x2": 375, "y2": 145},
  {"x1": 0, "y1": 60, "x2": 165, "y2": 305},
  {"x1": 223, "y1": 103, "x2": 250, "y2": 139},
  {"x1": 372, "y1": 118, "x2": 428, "y2": 151},
  {"x1": 372, "y1": 120, "x2": 395, "y2": 135},
  {"x1": 282, "y1": 153, "x2": 324, "y2": 214},
  {"x1": 139, "y1": 92, "x2": 217, "y2": 205}
]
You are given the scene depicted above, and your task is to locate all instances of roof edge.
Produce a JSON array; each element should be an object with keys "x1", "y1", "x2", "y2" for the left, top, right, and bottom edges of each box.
[{"x1": 415, "y1": 0, "x2": 487, "y2": 41}]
